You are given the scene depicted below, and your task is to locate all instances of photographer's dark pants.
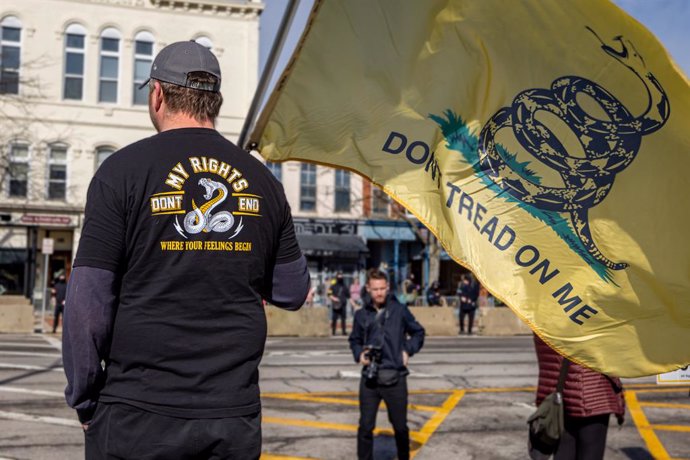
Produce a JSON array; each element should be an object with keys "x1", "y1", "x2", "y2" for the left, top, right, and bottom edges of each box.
[
  {"x1": 85, "y1": 403, "x2": 261, "y2": 460},
  {"x1": 459, "y1": 308, "x2": 476, "y2": 334},
  {"x1": 357, "y1": 376, "x2": 409, "y2": 460},
  {"x1": 332, "y1": 307, "x2": 346, "y2": 335}
]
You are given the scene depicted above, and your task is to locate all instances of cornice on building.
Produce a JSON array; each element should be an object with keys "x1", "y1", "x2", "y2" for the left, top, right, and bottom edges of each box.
[{"x1": 148, "y1": 0, "x2": 263, "y2": 17}]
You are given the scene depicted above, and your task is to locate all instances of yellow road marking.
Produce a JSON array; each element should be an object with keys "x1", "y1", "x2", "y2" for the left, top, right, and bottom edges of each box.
[
  {"x1": 633, "y1": 386, "x2": 690, "y2": 394},
  {"x1": 263, "y1": 416, "x2": 418, "y2": 437},
  {"x1": 650, "y1": 425, "x2": 690, "y2": 433},
  {"x1": 641, "y1": 402, "x2": 690, "y2": 410},
  {"x1": 411, "y1": 390, "x2": 466, "y2": 458},
  {"x1": 263, "y1": 393, "x2": 438, "y2": 412},
  {"x1": 626, "y1": 391, "x2": 671, "y2": 460}
]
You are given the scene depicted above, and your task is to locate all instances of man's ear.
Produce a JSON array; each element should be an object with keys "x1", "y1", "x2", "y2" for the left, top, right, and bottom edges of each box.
[{"x1": 151, "y1": 81, "x2": 164, "y2": 112}]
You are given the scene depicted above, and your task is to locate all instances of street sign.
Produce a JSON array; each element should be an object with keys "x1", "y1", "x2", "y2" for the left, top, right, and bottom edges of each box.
[
  {"x1": 657, "y1": 365, "x2": 690, "y2": 384},
  {"x1": 42, "y1": 238, "x2": 54, "y2": 255}
]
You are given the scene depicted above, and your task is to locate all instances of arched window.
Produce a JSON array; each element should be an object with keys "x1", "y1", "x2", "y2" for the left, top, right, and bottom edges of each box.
[
  {"x1": 1, "y1": 16, "x2": 22, "y2": 95},
  {"x1": 7, "y1": 142, "x2": 29, "y2": 197},
  {"x1": 64, "y1": 23, "x2": 86, "y2": 100},
  {"x1": 265, "y1": 161, "x2": 282, "y2": 182},
  {"x1": 98, "y1": 27, "x2": 120, "y2": 103},
  {"x1": 47, "y1": 143, "x2": 68, "y2": 200},
  {"x1": 194, "y1": 36, "x2": 213, "y2": 50},
  {"x1": 133, "y1": 31, "x2": 154, "y2": 105},
  {"x1": 95, "y1": 145, "x2": 116, "y2": 170}
]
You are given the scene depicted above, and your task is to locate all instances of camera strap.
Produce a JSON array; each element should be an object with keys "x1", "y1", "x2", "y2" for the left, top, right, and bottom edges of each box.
[{"x1": 364, "y1": 306, "x2": 389, "y2": 347}]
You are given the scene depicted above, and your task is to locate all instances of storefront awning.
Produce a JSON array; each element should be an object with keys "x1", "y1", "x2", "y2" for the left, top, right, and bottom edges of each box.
[{"x1": 297, "y1": 234, "x2": 369, "y2": 258}]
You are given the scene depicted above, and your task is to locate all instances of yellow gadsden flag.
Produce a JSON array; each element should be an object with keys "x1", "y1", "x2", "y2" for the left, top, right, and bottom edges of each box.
[{"x1": 250, "y1": 0, "x2": 690, "y2": 377}]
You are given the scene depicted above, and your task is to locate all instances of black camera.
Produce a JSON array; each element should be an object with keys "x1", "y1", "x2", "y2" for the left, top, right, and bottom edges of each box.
[{"x1": 364, "y1": 346, "x2": 383, "y2": 380}]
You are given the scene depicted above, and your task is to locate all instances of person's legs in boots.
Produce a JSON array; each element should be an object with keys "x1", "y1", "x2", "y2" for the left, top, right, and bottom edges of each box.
[
  {"x1": 357, "y1": 378, "x2": 381, "y2": 460},
  {"x1": 459, "y1": 310, "x2": 467, "y2": 334},
  {"x1": 381, "y1": 377, "x2": 410, "y2": 460},
  {"x1": 467, "y1": 309, "x2": 476, "y2": 335},
  {"x1": 340, "y1": 309, "x2": 347, "y2": 335},
  {"x1": 52, "y1": 306, "x2": 62, "y2": 333}
]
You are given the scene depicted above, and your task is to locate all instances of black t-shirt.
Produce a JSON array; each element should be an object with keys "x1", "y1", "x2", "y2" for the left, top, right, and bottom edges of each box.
[{"x1": 74, "y1": 128, "x2": 301, "y2": 418}]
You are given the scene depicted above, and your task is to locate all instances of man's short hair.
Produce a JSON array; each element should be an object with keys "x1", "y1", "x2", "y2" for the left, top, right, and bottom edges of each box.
[
  {"x1": 155, "y1": 72, "x2": 223, "y2": 123},
  {"x1": 366, "y1": 268, "x2": 388, "y2": 284}
]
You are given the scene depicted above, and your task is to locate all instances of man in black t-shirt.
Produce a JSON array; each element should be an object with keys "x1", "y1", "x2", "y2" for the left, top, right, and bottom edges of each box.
[{"x1": 62, "y1": 41, "x2": 310, "y2": 460}]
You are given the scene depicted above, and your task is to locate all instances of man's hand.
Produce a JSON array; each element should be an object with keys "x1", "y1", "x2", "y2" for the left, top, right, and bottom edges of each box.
[
  {"x1": 359, "y1": 351, "x2": 371, "y2": 366},
  {"x1": 402, "y1": 350, "x2": 409, "y2": 367},
  {"x1": 82, "y1": 423, "x2": 90, "y2": 432}
]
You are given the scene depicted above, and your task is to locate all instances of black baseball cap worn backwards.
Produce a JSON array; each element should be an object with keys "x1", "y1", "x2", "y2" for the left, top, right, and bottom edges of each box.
[{"x1": 139, "y1": 40, "x2": 221, "y2": 92}]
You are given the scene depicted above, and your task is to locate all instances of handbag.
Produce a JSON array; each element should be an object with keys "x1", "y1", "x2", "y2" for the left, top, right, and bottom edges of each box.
[{"x1": 527, "y1": 358, "x2": 571, "y2": 459}]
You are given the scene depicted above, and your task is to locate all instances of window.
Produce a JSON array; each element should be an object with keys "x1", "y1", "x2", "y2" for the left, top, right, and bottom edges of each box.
[
  {"x1": 47, "y1": 144, "x2": 67, "y2": 200},
  {"x1": 98, "y1": 28, "x2": 120, "y2": 103},
  {"x1": 7, "y1": 143, "x2": 29, "y2": 197},
  {"x1": 334, "y1": 169, "x2": 350, "y2": 212},
  {"x1": 63, "y1": 24, "x2": 86, "y2": 100},
  {"x1": 194, "y1": 36, "x2": 213, "y2": 50},
  {"x1": 0, "y1": 16, "x2": 21, "y2": 95},
  {"x1": 95, "y1": 146, "x2": 116, "y2": 170},
  {"x1": 265, "y1": 161, "x2": 282, "y2": 182},
  {"x1": 372, "y1": 187, "x2": 389, "y2": 216},
  {"x1": 133, "y1": 31, "x2": 154, "y2": 105},
  {"x1": 300, "y1": 163, "x2": 317, "y2": 211}
]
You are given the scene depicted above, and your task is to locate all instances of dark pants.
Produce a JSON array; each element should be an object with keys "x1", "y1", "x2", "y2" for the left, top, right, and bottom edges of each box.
[
  {"x1": 52, "y1": 305, "x2": 63, "y2": 333},
  {"x1": 357, "y1": 376, "x2": 409, "y2": 460},
  {"x1": 459, "y1": 308, "x2": 476, "y2": 334},
  {"x1": 554, "y1": 414, "x2": 610, "y2": 460},
  {"x1": 332, "y1": 307, "x2": 347, "y2": 335},
  {"x1": 85, "y1": 403, "x2": 261, "y2": 460}
]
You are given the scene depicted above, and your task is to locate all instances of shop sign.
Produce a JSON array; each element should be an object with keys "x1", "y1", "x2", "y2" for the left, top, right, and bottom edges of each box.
[
  {"x1": 19, "y1": 214, "x2": 73, "y2": 226},
  {"x1": 294, "y1": 218, "x2": 357, "y2": 235}
]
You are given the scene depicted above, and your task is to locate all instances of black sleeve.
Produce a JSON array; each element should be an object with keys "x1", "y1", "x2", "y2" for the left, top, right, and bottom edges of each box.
[
  {"x1": 348, "y1": 310, "x2": 366, "y2": 363},
  {"x1": 275, "y1": 200, "x2": 302, "y2": 264},
  {"x1": 74, "y1": 176, "x2": 126, "y2": 271},
  {"x1": 267, "y1": 255, "x2": 310, "y2": 311},
  {"x1": 402, "y1": 306, "x2": 425, "y2": 357},
  {"x1": 62, "y1": 266, "x2": 118, "y2": 424}
]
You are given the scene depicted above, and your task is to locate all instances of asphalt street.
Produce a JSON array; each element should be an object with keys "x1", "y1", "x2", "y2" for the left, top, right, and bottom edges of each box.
[{"x1": 0, "y1": 333, "x2": 687, "y2": 459}]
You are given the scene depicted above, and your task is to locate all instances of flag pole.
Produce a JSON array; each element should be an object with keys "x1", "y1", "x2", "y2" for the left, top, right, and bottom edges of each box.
[{"x1": 239, "y1": 0, "x2": 301, "y2": 151}]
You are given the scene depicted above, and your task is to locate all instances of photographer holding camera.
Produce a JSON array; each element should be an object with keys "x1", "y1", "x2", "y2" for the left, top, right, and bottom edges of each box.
[{"x1": 349, "y1": 269, "x2": 425, "y2": 460}]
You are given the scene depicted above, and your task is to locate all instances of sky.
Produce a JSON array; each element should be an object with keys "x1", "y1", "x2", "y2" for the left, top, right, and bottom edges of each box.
[{"x1": 258, "y1": 0, "x2": 690, "y2": 81}]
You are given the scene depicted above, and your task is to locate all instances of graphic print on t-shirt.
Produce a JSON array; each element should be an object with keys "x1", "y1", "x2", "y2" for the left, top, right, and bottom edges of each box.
[{"x1": 149, "y1": 156, "x2": 262, "y2": 250}]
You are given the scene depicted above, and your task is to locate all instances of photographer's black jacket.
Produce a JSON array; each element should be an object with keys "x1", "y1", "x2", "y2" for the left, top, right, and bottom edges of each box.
[{"x1": 348, "y1": 295, "x2": 425, "y2": 372}]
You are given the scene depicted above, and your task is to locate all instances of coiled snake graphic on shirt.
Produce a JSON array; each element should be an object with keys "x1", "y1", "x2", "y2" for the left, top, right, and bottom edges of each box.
[
  {"x1": 183, "y1": 178, "x2": 234, "y2": 234},
  {"x1": 478, "y1": 28, "x2": 669, "y2": 270}
]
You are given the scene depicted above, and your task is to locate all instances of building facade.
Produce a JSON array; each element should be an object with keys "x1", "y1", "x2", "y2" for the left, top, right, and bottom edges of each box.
[{"x1": 0, "y1": 0, "x2": 263, "y2": 303}]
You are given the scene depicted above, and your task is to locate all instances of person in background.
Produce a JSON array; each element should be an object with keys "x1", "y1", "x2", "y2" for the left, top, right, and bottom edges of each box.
[
  {"x1": 349, "y1": 269, "x2": 425, "y2": 460},
  {"x1": 426, "y1": 281, "x2": 442, "y2": 306},
  {"x1": 51, "y1": 274, "x2": 67, "y2": 334},
  {"x1": 533, "y1": 335, "x2": 625, "y2": 460},
  {"x1": 457, "y1": 273, "x2": 479, "y2": 334},
  {"x1": 400, "y1": 273, "x2": 419, "y2": 306},
  {"x1": 328, "y1": 271, "x2": 350, "y2": 335},
  {"x1": 350, "y1": 276, "x2": 362, "y2": 311}
]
